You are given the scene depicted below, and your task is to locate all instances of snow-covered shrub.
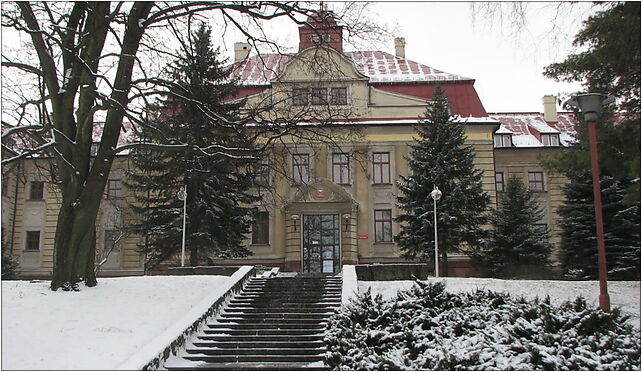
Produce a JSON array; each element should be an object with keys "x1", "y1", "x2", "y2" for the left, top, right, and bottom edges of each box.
[
  {"x1": 324, "y1": 280, "x2": 640, "y2": 370},
  {"x1": 2, "y1": 255, "x2": 19, "y2": 280}
]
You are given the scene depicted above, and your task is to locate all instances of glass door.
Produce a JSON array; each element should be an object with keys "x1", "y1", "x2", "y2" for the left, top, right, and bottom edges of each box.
[{"x1": 302, "y1": 214, "x2": 340, "y2": 273}]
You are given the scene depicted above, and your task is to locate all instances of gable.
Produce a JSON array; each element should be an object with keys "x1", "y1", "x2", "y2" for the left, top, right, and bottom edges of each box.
[{"x1": 274, "y1": 46, "x2": 368, "y2": 83}]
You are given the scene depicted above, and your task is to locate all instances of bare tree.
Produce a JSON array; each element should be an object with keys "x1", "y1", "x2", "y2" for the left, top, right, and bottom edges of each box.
[{"x1": 1, "y1": 2, "x2": 386, "y2": 291}]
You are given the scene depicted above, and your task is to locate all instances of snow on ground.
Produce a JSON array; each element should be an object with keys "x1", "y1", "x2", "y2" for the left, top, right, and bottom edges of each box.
[
  {"x1": 360, "y1": 278, "x2": 641, "y2": 328},
  {"x1": 2, "y1": 275, "x2": 230, "y2": 370}
]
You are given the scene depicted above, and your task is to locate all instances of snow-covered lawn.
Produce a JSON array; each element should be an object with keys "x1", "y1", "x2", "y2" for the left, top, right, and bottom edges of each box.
[
  {"x1": 360, "y1": 278, "x2": 641, "y2": 328},
  {"x1": 2, "y1": 275, "x2": 231, "y2": 370}
]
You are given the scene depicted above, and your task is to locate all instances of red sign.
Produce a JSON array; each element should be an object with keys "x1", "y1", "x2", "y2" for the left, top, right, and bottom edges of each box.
[{"x1": 358, "y1": 234, "x2": 368, "y2": 240}]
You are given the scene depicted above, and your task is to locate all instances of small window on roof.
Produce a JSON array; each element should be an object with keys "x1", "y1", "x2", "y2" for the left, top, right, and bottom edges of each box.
[
  {"x1": 541, "y1": 134, "x2": 560, "y2": 147},
  {"x1": 494, "y1": 134, "x2": 512, "y2": 148}
]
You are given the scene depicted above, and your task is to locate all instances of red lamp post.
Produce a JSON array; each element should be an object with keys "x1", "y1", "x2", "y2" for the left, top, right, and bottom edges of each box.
[{"x1": 565, "y1": 93, "x2": 614, "y2": 312}]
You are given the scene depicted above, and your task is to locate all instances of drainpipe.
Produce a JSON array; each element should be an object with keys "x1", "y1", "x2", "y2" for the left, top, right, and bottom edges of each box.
[{"x1": 9, "y1": 161, "x2": 21, "y2": 256}]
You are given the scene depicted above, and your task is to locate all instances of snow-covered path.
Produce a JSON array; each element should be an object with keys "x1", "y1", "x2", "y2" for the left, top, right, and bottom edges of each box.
[
  {"x1": 360, "y1": 278, "x2": 641, "y2": 328},
  {"x1": 1, "y1": 275, "x2": 230, "y2": 370}
]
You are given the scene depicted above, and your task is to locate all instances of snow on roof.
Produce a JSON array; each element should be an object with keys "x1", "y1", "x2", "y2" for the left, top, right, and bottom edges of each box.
[
  {"x1": 230, "y1": 51, "x2": 471, "y2": 86},
  {"x1": 490, "y1": 112, "x2": 577, "y2": 148},
  {"x1": 345, "y1": 51, "x2": 471, "y2": 83}
]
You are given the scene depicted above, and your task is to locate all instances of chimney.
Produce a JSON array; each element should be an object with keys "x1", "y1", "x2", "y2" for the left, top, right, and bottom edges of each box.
[
  {"x1": 542, "y1": 95, "x2": 558, "y2": 122},
  {"x1": 394, "y1": 37, "x2": 406, "y2": 58},
  {"x1": 234, "y1": 42, "x2": 250, "y2": 62}
]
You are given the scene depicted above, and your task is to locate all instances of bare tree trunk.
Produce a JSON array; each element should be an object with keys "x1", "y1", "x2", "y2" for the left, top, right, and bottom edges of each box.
[{"x1": 51, "y1": 198, "x2": 100, "y2": 290}]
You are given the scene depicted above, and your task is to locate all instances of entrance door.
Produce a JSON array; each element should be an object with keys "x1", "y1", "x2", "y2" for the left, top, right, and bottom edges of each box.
[{"x1": 302, "y1": 214, "x2": 340, "y2": 274}]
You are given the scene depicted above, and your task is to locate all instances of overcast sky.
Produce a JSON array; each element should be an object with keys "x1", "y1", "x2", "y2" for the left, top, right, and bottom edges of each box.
[
  {"x1": 1, "y1": 2, "x2": 599, "y2": 118},
  {"x1": 217, "y1": 2, "x2": 598, "y2": 114}
]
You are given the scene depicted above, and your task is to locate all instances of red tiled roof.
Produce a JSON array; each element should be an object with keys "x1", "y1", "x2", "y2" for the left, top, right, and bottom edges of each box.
[
  {"x1": 490, "y1": 112, "x2": 577, "y2": 148},
  {"x1": 230, "y1": 51, "x2": 471, "y2": 86}
]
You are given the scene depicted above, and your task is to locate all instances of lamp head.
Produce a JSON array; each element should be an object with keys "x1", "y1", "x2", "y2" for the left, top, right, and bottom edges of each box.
[
  {"x1": 430, "y1": 187, "x2": 442, "y2": 201},
  {"x1": 564, "y1": 93, "x2": 614, "y2": 122}
]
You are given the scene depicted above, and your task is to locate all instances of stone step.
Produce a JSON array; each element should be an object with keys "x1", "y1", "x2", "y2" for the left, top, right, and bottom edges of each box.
[
  {"x1": 192, "y1": 340, "x2": 324, "y2": 349},
  {"x1": 219, "y1": 312, "x2": 329, "y2": 319},
  {"x1": 225, "y1": 302, "x2": 339, "y2": 309},
  {"x1": 165, "y1": 361, "x2": 328, "y2": 370},
  {"x1": 186, "y1": 347, "x2": 324, "y2": 356},
  {"x1": 202, "y1": 328, "x2": 325, "y2": 336},
  {"x1": 239, "y1": 291, "x2": 341, "y2": 297},
  {"x1": 243, "y1": 284, "x2": 341, "y2": 289},
  {"x1": 207, "y1": 323, "x2": 325, "y2": 330},
  {"x1": 229, "y1": 298, "x2": 340, "y2": 305},
  {"x1": 197, "y1": 334, "x2": 323, "y2": 342},
  {"x1": 233, "y1": 295, "x2": 341, "y2": 302},
  {"x1": 183, "y1": 354, "x2": 323, "y2": 363},
  {"x1": 222, "y1": 307, "x2": 335, "y2": 313},
  {"x1": 214, "y1": 317, "x2": 326, "y2": 325}
]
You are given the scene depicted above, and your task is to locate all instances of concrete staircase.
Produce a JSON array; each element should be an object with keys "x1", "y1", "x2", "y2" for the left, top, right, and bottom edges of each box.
[{"x1": 165, "y1": 274, "x2": 341, "y2": 370}]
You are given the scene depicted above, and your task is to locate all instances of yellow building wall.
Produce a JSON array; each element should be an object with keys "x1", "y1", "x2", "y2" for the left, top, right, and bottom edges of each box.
[{"x1": 494, "y1": 148, "x2": 568, "y2": 265}]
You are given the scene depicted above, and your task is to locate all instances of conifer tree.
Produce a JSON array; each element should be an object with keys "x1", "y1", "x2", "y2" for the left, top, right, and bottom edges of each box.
[
  {"x1": 476, "y1": 176, "x2": 552, "y2": 276},
  {"x1": 395, "y1": 86, "x2": 490, "y2": 276},
  {"x1": 559, "y1": 172, "x2": 640, "y2": 280},
  {"x1": 126, "y1": 24, "x2": 257, "y2": 267}
]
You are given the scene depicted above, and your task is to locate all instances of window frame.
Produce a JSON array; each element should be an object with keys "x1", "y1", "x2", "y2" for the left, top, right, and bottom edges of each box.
[
  {"x1": 495, "y1": 172, "x2": 505, "y2": 192},
  {"x1": 251, "y1": 211, "x2": 270, "y2": 245},
  {"x1": 372, "y1": 152, "x2": 391, "y2": 184},
  {"x1": 311, "y1": 88, "x2": 327, "y2": 105},
  {"x1": 292, "y1": 154, "x2": 310, "y2": 184},
  {"x1": 29, "y1": 181, "x2": 44, "y2": 200},
  {"x1": 330, "y1": 87, "x2": 348, "y2": 105},
  {"x1": 105, "y1": 179, "x2": 123, "y2": 199},
  {"x1": 332, "y1": 153, "x2": 350, "y2": 185},
  {"x1": 254, "y1": 156, "x2": 270, "y2": 186},
  {"x1": 374, "y1": 209, "x2": 393, "y2": 243},
  {"x1": 494, "y1": 134, "x2": 512, "y2": 148},
  {"x1": 541, "y1": 134, "x2": 560, "y2": 147},
  {"x1": 528, "y1": 171, "x2": 545, "y2": 192},
  {"x1": 292, "y1": 88, "x2": 308, "y2": 106},
  {"x1": 25, "y1": 230, "x2": 40, "y2": 251}
]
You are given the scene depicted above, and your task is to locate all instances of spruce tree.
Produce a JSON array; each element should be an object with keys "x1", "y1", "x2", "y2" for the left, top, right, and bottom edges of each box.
[
  {"x1": 395, "y1": 86, "x2": 490, "y2": 276},
  {"x1": 126, "y1": 24, "x2": 257, "y2": 268},
  {"x1": 477, "y1": 176, "x2": 552, "y2": 276},
  {"x1": 559, "y1": 171, "x2": 641, "y2": 280}
]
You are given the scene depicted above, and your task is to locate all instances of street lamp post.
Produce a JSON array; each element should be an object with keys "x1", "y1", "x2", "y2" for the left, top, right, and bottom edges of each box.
[
  {"x1": 430, "y1": 186, "x2": 442, "y2": 277},
  {"x1": 565, "y1": 93, "x2": 614, "y2": 312},
  {"x1": 177, "y1": 186, "x2": 187, "y2": 267}
]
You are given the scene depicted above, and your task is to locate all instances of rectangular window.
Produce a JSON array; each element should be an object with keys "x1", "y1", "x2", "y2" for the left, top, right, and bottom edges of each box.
[
  {"x1": 254, "y1": 156, "x2": 270, "y2": 186},
  {"x1": 332, "y1": 153, "x2": 350, "y2": 185},
  {"x1": 29, "y1": 181, "x2": 44, "y2": 200},
  {"x1": 292, "y1": 89, "x2": 308, "y2": 105},
  {"x1": 25, "y1": 230, "x2": 40, "y2": 251},
  {"x1": 292, "y1": 154, "x2": 310, "y2": 184},
  {"x1": 495, "y1": 172, "x2": 505, "y2": 192},
  {"x1": 372, "y1": 152, "x2": 390, "y2": 184},
  {"x1": 528, "y1": 171, "x2": 545, "y2": 192},
  {"x1": 541, "y1": 134, "x2": 560, "y2": 147},
  {"x1": 330, "y1": 87, "x2": 347, "y2": 105},
  {"x1": 494, "y1": 134, "x2": 512, "y2": 148},
  {"x1": 374, "y1": 209, "x2": 392, "y2": 243},
  {"x1": 311, "y1": 88, "x2": 327, "y2": 105},
  {"x1": 252, "y1": 211, "x2": 269, "y2": 245},
  {"x1": 105, "y1": 179, "x2": 123, "y2": 199},
  {"x1": 104, "y1": 230, "x2": 122, "y2": 252}
]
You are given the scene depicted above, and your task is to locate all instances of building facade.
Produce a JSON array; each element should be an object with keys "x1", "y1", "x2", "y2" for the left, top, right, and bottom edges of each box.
[{"x1": 1, "y1": 16, "x2": 576, "y2": 278}]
